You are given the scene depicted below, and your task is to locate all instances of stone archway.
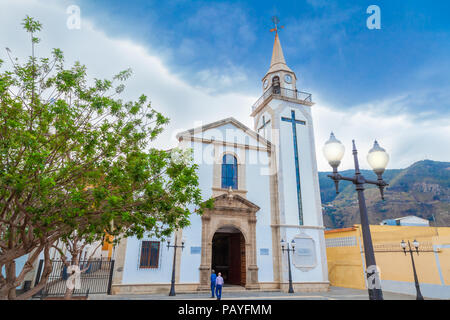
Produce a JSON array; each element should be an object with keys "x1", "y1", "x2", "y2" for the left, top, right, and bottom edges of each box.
[
  {"x1": 211, "y1": 226, "x2": 245, "y2": 286},
  {"x1": 198, "y1": 191, "x2": 260, "y2": 290}
]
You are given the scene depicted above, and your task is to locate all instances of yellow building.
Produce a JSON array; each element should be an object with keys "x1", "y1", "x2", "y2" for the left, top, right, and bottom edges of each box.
[{"x1": 325, "y1": 224, "x2": 450, "y2": 299}]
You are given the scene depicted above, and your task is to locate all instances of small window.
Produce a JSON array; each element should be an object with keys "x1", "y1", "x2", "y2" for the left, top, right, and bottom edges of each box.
[
  {"x1": 140, "y1": 241, "x2": 160, "y2": 268},
  {"x1": 221, "y1": 154, "x2": 238, "y2": 190}
]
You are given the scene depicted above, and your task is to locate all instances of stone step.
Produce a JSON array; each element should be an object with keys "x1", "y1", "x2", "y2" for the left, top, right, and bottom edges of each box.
[{"x1": 194, "y1": 286, "x2": 282, "y2": 294}]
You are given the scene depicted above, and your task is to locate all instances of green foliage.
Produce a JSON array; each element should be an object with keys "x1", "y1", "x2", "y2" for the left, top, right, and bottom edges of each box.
[
  {"x1": 0, "y1": 16, "x2": 212, "y2": 293},
  {"x1": 22, "y1": 16, "x2": 42, "y2": 33}
]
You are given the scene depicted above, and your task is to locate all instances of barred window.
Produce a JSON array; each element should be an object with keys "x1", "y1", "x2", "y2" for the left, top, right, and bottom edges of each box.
[
  {"x1": 140, "y1": 241, "x2": 160, "y2": 268},
  {"x1": 325, "y1": 236, "x2": 357, "y2": 248}
]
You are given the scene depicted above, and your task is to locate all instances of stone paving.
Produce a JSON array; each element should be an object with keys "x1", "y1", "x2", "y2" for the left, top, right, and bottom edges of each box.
[{"x1": 88, "y1": 286, "x2": 419, "y2": 300}]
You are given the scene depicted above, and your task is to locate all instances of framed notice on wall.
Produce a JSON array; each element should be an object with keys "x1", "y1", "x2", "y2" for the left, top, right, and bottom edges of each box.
[{"x1": 292, "y1": 233, "x2": 317, "y2": 271}]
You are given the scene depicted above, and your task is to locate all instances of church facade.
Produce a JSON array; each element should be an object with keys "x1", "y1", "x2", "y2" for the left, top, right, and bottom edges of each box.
[{"x1": 110, "y1": 31, "x2": 329, "y2": 294}]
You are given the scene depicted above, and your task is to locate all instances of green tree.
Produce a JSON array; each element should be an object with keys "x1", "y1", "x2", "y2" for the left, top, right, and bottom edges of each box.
[{"x1": 0, "y1": 16, "x2": 212, "y2": 300}]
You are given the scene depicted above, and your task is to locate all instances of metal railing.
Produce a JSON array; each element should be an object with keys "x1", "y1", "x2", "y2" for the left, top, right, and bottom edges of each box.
[
  {"x1": 364, "y1": 241, "x2": 435, "y2": 253},
  {"x1": 34, "y1": 258, "x2": 115, "y2": 298},
  {"x1": 252, "y1": 86, "x2": 312, "y2": 112}
]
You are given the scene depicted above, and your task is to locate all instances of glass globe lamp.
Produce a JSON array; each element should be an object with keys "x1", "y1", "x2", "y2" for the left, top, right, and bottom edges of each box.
[
  {"x1": 323, "y1": 132, "x2": 345, "y2": 169},
  {"x1": 367, "y1": 140, "x2": 389, "y2": 175}
]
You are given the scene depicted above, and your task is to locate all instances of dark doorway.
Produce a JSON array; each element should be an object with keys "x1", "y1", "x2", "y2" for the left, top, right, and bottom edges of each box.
[{"x1": 212, "y1": 227, "x2": 246, "y2": 286}]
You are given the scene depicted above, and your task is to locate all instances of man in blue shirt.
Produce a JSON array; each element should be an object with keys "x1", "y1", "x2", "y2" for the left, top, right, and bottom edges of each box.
[
  {"x1": 215, "y1": 272, "x2": 224, "y2": 300},
  {"x1": 210, "y1": 269, "x2": 217, "y2": 298}
]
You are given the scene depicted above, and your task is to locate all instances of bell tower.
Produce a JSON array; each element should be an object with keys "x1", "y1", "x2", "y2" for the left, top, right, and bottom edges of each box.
[
  {"x1": 251, "y1": 17, "x2": 329, "y2": 289},
  {"x1": 261, "y1": 16, "x2": 297, "y2": 94}
]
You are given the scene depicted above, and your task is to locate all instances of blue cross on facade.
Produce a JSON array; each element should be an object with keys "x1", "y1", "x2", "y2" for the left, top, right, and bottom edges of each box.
[
  {"x1": 258, "y1": 116, "x2": 271, "y2": 138},
  {"x1": 281, "y1": 110, "x2": 306, "y2": 225}
]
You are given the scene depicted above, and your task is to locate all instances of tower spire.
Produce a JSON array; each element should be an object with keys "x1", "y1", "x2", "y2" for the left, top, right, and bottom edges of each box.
[{"x1": 265, "y1": 16, "x2": 294, "y2": 77}]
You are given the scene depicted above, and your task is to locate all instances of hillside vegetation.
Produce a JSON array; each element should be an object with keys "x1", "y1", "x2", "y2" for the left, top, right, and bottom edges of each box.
[{"x1": 319, "y1": 160, "x2": 450, "y2": 228}]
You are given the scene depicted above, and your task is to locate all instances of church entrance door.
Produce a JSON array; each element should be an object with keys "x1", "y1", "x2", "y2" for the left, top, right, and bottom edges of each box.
[
  {"x1": 212, "y1": 227, "x2": 246, "y2": 286},
  {"x1": 198, "y1": 192, "x2": 260, "y2": 291}
]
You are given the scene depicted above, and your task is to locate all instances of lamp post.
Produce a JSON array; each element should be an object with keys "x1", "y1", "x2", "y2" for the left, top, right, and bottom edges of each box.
[
  {"x1": 401, "y1": 239, "x2": 424, "y2": 300},
  {"x1": 281, "y1": 239, "x2": 296, "y2": 293},
  {"x1": 323, "y1": 133, "x2": 390, "y2": 300},
  {"x1": 167, "y1": 235, "x2": 185, "y2": 296}
]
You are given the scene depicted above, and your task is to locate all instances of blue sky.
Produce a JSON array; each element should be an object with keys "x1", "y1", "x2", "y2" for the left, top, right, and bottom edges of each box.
[
  {"x1": 1, "y1": 0, "x2": 449, "y2": 170},
  {"x1": 78, "y1": 0, "x2": 450, "y2": 115}
]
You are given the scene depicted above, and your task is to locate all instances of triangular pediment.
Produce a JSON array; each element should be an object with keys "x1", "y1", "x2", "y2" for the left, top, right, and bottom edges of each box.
[
  {"x1": 206, "y1": 192, "x2": 260, "y2": 213},
  {"x1": 176, "y1": 117, "x2": 271, "y2": 148}
]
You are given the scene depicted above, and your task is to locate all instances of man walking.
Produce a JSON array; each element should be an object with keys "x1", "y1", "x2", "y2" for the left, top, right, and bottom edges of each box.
[
  {"x1": 215, "y1": 272, "x2": 224, "y2": 300},
  {"x1": 210, "y1": 269, "x2": 217, "y2": 298}
]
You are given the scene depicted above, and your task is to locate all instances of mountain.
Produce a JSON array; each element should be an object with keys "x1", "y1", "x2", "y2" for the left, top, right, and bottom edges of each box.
[{"x1": 319, "y1": 160, "x2": 450, "y2": 229}]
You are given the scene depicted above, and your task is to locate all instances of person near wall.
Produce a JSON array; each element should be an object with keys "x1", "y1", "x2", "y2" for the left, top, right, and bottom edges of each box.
[
  {"x1": 215, "y1": 272, "x2": 224, "y2": 300},
  {"x1": 210, "y1": 269, "x2": 217, "y2": 298}
]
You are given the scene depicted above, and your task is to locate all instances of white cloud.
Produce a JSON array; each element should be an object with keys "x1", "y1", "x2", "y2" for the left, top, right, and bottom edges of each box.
[
  {"x1": 313, "y1": 95, "x2": 450, "y2": 171},
  {"x1": 0, "y1": 0, "x2": 256, "y2": 148},
  {"x1": 1, "y1": 0, "x2": 448, "y2": 173}
]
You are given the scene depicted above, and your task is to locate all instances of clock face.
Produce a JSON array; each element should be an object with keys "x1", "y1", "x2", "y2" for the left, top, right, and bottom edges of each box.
[
  {"x1": 284, "y1": 74, "x2": 292, "y2": 84},
  {"x1": 263, "y1": 79, "x2": 268, "y2": 89}
]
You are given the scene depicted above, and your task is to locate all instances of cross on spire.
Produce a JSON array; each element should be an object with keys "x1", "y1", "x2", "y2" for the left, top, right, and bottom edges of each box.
[{"x1": 270, "y1": 16, "x2": 284, "y2": 34}]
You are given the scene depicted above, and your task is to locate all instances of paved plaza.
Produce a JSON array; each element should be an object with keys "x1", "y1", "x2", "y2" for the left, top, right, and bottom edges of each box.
[{"x1": 88, "y1": 286, "x2": 419, "y2": 300}]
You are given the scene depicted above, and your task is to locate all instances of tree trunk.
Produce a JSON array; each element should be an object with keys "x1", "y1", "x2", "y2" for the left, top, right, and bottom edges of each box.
[
  {"x1": 0, "y1": 261, "x2": 18, "y2": 300},
  {"x1": 64, "y1": 284, "x2": 74, "y2": 300},
  {"x1": 15, "y1": 249, "x2": 53, "y2": 300},
  {"x1": 6, "y1": 261, "x2": 16, "y2": 299}
]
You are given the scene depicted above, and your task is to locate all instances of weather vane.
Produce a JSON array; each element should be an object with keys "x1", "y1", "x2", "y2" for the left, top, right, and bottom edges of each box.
[{"x1": 270, "y1": 16, "x2": 284, "y2": 34}]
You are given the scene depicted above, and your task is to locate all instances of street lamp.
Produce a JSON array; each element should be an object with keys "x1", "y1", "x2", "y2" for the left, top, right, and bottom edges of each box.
[
  {"x1": 323, "y1": 133, "x2": 390, "y2": 300},
  {"x1": 167, "y1": 235, "x2": 185, "y2": 296},
  {"x1": 401, "y1": 239, "x2": 424, "y2": 300},
  {"x1": 281, "y1": 239, "x2": 296, "y2": 294},
  {"x1": 367, "y1": 141, "x2": 390, "y2": 199}
]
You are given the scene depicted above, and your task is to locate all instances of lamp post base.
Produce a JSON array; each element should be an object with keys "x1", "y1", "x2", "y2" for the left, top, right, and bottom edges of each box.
[
  {"x1": 368, "y1": 288, "x2": 383, "y2": 300},
  {"x1": 416, "y1": 286, "x2": 424, "y2": 300},
  {"x1": 169, "y1": 284, "x2": 176, "y2": 296}
]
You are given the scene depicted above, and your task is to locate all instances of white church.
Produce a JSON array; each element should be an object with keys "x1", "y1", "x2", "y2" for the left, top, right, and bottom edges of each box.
[{"x1": 110, "y1": 30, "x2": 329, "y2": 294}]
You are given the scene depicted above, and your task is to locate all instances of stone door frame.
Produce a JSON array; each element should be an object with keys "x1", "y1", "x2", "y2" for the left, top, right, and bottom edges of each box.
[{"x1": 198, "y1": 192, "x2": 260, "y2": 290}]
